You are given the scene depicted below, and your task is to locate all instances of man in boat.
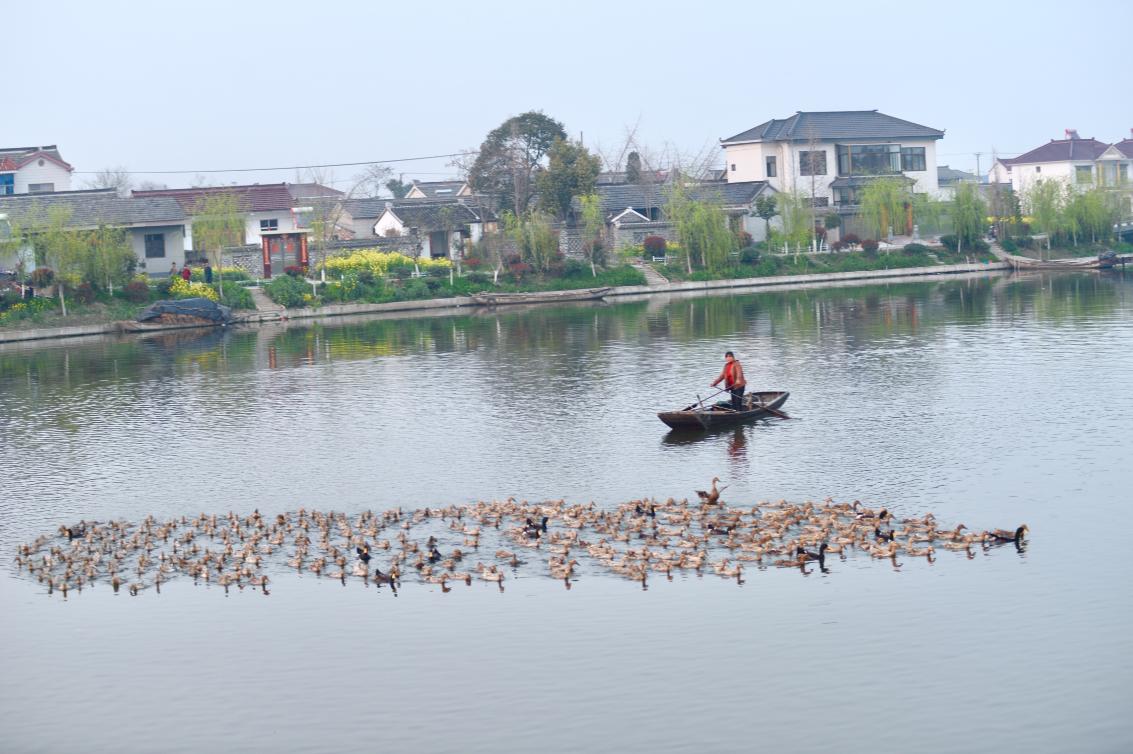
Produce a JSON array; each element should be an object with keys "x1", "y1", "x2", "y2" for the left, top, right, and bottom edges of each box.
[{"x1": 711, "y1": 351, "x2": 747, "y2": 410}]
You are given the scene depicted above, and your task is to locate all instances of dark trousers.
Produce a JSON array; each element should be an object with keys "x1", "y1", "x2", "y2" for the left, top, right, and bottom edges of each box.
[{"x1": 730, "y1": 386, "x2": 744, "y2": 409}]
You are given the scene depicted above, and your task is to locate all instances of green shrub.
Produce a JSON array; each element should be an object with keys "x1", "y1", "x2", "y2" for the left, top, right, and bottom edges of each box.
[
  {"x1": 1000, "y1": 238, "x2": 1018, "y2": 252},
  {"x1": 562, "y1": 258, "x2": 589, "y2": 278},
  {"x1": 739, "y1": 246, "x2": 760, "y2": 264},
  {"x1": 468, "y1": 271, "x2": 490, "y2": 285},
  {"x1": 903, "y1": 243, "x2": 931, "y2": 256},
  {"x1": 939, "y1": 234, "x2": 959, "y2": 252},
  {"x1": 123, "y1": 279, "x2": 151, "y2": 303},
  {"x1": 862, "y1": 239, "x2": 880, "y2": 255},
  {"x1": 216, "y1": 284, "x2": 254, "y2": 310},
  {"x1": 264, "y1": 275, "x2": 309, "y2": 308}
]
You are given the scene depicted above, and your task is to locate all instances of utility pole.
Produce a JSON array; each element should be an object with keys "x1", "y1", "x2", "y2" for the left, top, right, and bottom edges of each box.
[{"x1": 974, "y1": 152, "x2": 982, "y2": 182}]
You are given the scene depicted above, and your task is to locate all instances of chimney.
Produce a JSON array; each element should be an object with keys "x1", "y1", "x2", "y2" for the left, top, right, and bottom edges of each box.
[
  {"x1": 1065, "y1": 129, "x2": 1080, "y2": 140},
  {"x1": 385, "y1": 201, "x2": 392, "y2": 210}
]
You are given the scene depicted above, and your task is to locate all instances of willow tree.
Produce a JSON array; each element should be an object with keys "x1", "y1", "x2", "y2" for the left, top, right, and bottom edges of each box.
[
  {"x1": 32, "y1": 206, "x2": 85, "y2": 316},
  {"x1": 503, "y1": 210, "x2": 558, "y2": 275},
  {"x1": 771, "y1": 189, "x2": 813, "y2": 254},
  {"x1": 1024, "y1": 179, "x2": 1063, "y2": 251},
  {"x1": 950, "y1": 182, "x2": 987, "y2": 255},
  {"x1": 191, "y1": 193, "x2": 245, "y2": 297},
  {"x1": 666, "y1": 182, "x2": 734, "y2": 273},
  {"x1": 577, "y1": 193, "x2": 606, "y2": 277},
  {"x1": 1065, "y1": 186, "x2": 1119, "y2": 245},
  {"x1": 858, "y1": 177, "x2": 910, "y2": 241},
  {"x1": 85, "y1": 224, "x2": 134, "y2": 295}
]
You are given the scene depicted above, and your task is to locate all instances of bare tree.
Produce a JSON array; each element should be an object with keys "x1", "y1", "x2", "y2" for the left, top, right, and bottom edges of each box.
[
  {"x1": 85, "y1": 166, "x2": 133, "y2": 197},
  {"x1": 354, "y1": 164, "x2": 392, "y2": 198}
]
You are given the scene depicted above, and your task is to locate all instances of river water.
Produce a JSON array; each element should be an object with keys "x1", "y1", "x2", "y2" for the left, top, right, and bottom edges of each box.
[{"x1": 1, "y1": 270, "x2": 1131, "y2": 754}]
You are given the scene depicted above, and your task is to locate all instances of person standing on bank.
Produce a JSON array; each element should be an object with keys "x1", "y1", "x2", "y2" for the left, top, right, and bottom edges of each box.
[
  {"x1": 711, "y1": 351, "x2": 747, "y2": 410},
  {"x1": 204, "y1": 263, "x2": 213, "y2": 284},
  {"x1": 180, "y1": 264, "x2": 192, "y2": 282}
]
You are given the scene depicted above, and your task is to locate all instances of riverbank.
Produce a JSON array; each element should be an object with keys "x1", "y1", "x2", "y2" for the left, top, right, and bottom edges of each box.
[{"x1": 0, "y1": 259, "x2": 1011, "y2": 344}]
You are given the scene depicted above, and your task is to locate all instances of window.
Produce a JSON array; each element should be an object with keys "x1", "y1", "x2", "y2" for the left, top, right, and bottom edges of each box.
[
  {"x1": 1035, "y1": 166, "x2": 1041, "y2": 173},
  {"x1": 1075, "y1": 165, "x2": 1093, "y2": 184},
  {"x1": 144, "y1": 233, "x2": 165, "y2": 258},
  {"x1": 0, "y1": 174, "x2": 13, "y2": 195},
  {"x1": 900, "y1": 147, "x2": 926, "y2": 172},
  {"x1": 765, "y1": 156, "x2": 777, "y2": 177},
  {"x1": 809, "y1": 197, "x2": 829, "y2": 208},
  {"x1": 836, "y1": 144, "x2": 900, "y2": 176},
  {"x1": 28, "y1": 183, "x2": 54, "y2": 193},
  {"x1": 799, "y1": 151, "x2": 827, "y2": 176},
  {"x1": 730, "y1": 163, "x2": 736, "y2": 172},
  {"x1": 260, "y1": 218, "x2": 279, "y2": 232}
]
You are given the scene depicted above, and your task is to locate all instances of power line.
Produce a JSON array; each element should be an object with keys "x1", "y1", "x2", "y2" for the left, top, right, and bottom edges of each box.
[{"x1": 71, "y1": 151, "x2": 473, "y2": 176}]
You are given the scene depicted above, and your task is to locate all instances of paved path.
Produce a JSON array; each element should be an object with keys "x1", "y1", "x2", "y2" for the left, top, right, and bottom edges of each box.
[
  {"x1": 249, "y1": 286, "x2": 285, "y2": 314},
  {"x1": 636, "y1": 262, "x2": 670, "y2": 286}
]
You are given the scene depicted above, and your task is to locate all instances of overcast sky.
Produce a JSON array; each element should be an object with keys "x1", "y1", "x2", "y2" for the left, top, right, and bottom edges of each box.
[{"x1": 7, "y1": 0, "x2": 1130, "y2": 192}]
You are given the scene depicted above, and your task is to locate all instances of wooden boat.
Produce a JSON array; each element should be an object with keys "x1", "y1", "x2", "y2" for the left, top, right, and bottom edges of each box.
[
  {"x1": 471, "y1": 287, "x2": 611, "y2": 307},
  {"x1": 1003, "y1": 252, "x2": 1123, "y2": 270},
  {"x1": 658, "y1": 391, "x2": 790, "y2": 430}
]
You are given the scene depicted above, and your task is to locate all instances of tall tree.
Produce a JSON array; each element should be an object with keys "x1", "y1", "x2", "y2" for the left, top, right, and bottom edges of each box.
[
  {"x1": 469, "y1": 111, "x2": 567, "y2": 215},
  {"x1": 191, "y1": 193, "x2": 245, "y2": 297},
  {"x1": 950, "y1": 182, "x2": 987, "y2": 255},
  {"x1": 85, "y1": 224, "x2": 134, "y2": 295},
  {"x1": 1024, "y1": 179, "x2": 1063, "y2": 251},
  {"x1": 503, "y1": 210, "x2": 558, "y2": 275},
  {"x1": 32, "y1": 206, "x2": 85, "y2": 316},
  {"x1": 666, "y1": 183, "x2": 735, "y2": 273},
  {"x1": 577, "y1": 193, "x2": 606, "y2": 277},
  {"x1": 535, "y1": 138, "x2": 601, "y2": 220},
  {"x1": 625, "y1": 151, "x2": 642, "y2": 184},
  {"x1": 858, "y1": 177, "x2": 911, "y2": 241}
]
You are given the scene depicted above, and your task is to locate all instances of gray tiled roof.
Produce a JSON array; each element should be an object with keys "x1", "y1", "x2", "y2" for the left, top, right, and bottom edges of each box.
[
  {"x1": 389, "y1": 202, "x2": 482, "y2": 229},
  {"x1": 0, "y1": 188, "x2": 186, "y2": 228},
  {"x1": 590, "y1": 181, "x2": 769, "y2": 217},
  {"x1": 408, "y1": 180, "x2": 469, "y2": 198},
  {"x1": 937, "y1": 166, "x2": 977, "y2": 183},
  {"x1": 346, "y1": 196, "x2": 496, "y2": 223},
  {"x1": 722, "y1": 111, "x2": 944, "y2": 144},
  {"x1": 1001, "y1": 138, "x2": 1111, "y2": 165}
]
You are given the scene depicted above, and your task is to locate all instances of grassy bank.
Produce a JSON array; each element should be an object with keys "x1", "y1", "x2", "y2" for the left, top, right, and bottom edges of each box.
[
  {"x1": 264, "y1": 262, "x2": 645, "y2": 309},
  {"x1": 0, "y1": 272, "x2": 255, "y2": 331},
  {"x1": 655, "y1": 246, "x2": 998, "y2": 283}
]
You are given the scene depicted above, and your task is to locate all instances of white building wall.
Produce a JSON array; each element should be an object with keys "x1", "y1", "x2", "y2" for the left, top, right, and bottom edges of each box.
[
  {"x1": 1010, "y1": 161, "x2": 1074, "y2": 195},
  {"x1": 14, "y1": 160, "x2": 72, "y2": 193},
  {"x1": 245, "y1": 210, "x2": 296, "y2": 244},
  {"x1": 374, "y1": 211, "x2": 404, "y2": 237},
  {"x1": 129, "y1": 224, "x2": 187, "y2": 274}
]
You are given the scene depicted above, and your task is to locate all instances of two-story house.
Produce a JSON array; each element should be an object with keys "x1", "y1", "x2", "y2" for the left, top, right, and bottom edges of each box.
[
  {"x1": 720, "y1": 110, "x2": 944, "y2": 221},
  {"x1": 0, "y1": 145, "x2": 74, "y2": 195},
  {"x1": 988, "y1": 130, "x2": 1132, "y2": 213}
]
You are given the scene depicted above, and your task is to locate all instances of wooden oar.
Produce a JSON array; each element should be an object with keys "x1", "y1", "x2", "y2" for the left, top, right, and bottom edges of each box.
[
  {"x1": 682, "y1": 388, "x2": 726, "y2": 411},
  {"x1": 752, "y1": 398, "x2": 792, "y2": 419}
]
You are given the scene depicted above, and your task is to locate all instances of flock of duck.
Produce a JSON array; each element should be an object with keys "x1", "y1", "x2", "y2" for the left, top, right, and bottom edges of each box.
[{"x1": 13, "y1": 478, "x2": 1028, "y2": 598}]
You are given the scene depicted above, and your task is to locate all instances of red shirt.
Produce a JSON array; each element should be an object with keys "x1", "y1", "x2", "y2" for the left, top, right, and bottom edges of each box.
[
  {"x1": 724, "y1": 361, "x2": 737, "y2": 387},
  {"x1": 181, "y1": 267, "x2": 191, "y2": 281}
]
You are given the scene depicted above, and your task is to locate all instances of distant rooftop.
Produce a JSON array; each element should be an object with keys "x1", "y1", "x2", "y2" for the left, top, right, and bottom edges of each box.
[
  {"x1": 133, "y1": 183, "x2": 294, "y2": 213},
  {"x1": 0, "y1": 145, "x2": 73, "y2": 172},
  {"x1": 722, "y1": 110, "x2": 944, "y2": 144},
  {"x1": 0, "y1": 188, "x2": 184, "y2": 227}
]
